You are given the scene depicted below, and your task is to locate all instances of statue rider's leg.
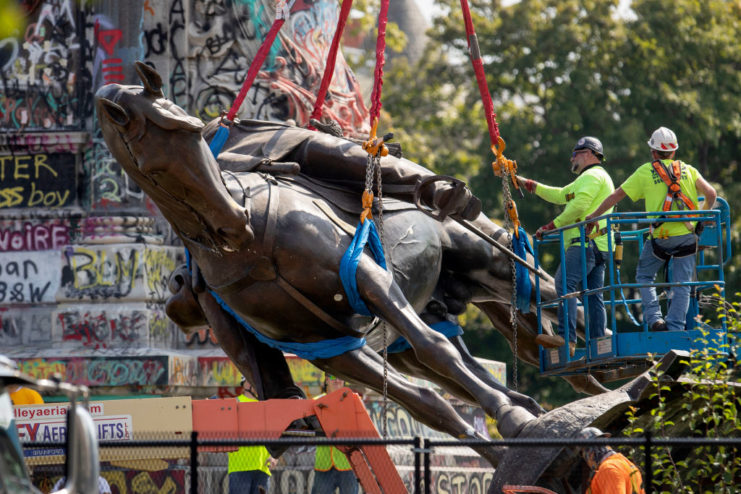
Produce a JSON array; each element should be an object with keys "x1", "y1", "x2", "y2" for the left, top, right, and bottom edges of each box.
[
  {"x1": 355, "y1": 256, "x2": 536, "y2": 436},
  {"x1": 313, "y1": 345, "x2": 506, "y2": 467},
  {"x1": 292, "y1": 132, "x2": 482, "y2": 220}
]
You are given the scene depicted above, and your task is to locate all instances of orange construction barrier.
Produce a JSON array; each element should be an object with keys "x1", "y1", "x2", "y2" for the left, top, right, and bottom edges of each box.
[{"x1": 192, "y1": 388, "x2": 405, "y2": 493}]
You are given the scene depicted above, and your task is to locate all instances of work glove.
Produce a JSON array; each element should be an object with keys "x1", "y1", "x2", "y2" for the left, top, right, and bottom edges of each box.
[
  {"x1": 535, "y1": 221, "x2": 555, "y2": 239},
  {"x1": 516, "y1": 175, "x2": 537, "y2": 193}
]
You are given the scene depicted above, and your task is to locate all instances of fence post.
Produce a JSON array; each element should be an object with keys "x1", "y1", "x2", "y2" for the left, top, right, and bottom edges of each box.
[
  {"x1": 644, "y1": 431, "x2": 652, "y2": 493},
  {"x1": 414, "y1": 436, "x2": 421, "y2": 494},
  {"x1": 190, "y1": 430, "x2": 198, "y2": 494},
  {"x1": 423, "y1": 439, "x2": 431, "y2": 494}
]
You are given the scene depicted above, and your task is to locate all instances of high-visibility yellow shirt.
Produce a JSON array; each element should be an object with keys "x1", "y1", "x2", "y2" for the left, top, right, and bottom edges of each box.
[
  {"x1": 227, "y1": 395, "x2": 271, "y2": 475},
  {"x1": 620, "y1": 159, "x2": 701, "y2": 237},
  {"x1": 535, "y1": 166, "x2": 614, "y2": 251},
  {"x1": 10, "y1": 387, "x2": 43, "y2": 405},
  {"x1": 588, "y1": 453, "x2": 645, "y2": 494},
  {"x1": 313, "y1": 393, "x2": 352, "y2": 471}
]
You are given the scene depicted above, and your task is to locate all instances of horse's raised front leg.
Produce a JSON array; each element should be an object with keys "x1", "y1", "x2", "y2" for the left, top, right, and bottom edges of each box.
[
  {"x1": 355, "y1": 257, "x2": 536, "y2": 437},
  {"x1": 313, "y1": 345, "x2": 505, "y2": 467}
]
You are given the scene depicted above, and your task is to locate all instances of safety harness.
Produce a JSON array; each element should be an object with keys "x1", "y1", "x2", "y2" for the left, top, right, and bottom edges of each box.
[
  {"x1": 648, "y1": 159, "x2": 701, "y2": 261},
  {"x1": 650, "y1": 160, "x2": 697, "y2": 234}
]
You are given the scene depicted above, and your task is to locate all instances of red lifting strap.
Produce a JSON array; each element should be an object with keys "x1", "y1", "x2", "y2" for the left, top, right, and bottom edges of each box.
[
  {"x1": 308, "y1": 0, "x2": 355, "y2": 128},
  {"x1": 459, "y1": 0, "x2": 500, "y2": 146},
  {"x1": 369, "y1": 0, "x2": 390, "y2": 125},
  {"x1": 226, "y1": 18, "x2": 285, "y2": 121}
]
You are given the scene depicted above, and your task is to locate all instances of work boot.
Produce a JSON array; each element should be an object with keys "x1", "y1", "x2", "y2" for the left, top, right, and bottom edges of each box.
[
  {"x1": 431, "y1": 183, "x2": 482, "y2": 221},
  {"x1": 651, "y1": 319, "x2": 668, "y2": 332},
  {"x1": 535, "y1": 333, "x2": 565, "y2": 349}
]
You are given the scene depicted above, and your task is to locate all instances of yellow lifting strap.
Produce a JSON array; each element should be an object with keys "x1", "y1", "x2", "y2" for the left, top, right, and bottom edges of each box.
[
  {"x1": 491, "y1": 136, "x2": 524, "y2": 237},
  {"x1": 360, "y1": 117, "x2": 392, "y2": 224}
]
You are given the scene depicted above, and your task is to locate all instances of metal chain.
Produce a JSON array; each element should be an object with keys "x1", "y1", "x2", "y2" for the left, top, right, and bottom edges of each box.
[
  {"x1": 364, "y1": 154, "x2": 375, "y2": 192},
  {"x1": 501, "y1": 175, "x2": 519, "y2": 391},
  {"x1": 374, "y1": 155, "x2": 390, "y2": 439},
  {"x1": 365, "y1": 153, "x2": 390, "y2": 437}
]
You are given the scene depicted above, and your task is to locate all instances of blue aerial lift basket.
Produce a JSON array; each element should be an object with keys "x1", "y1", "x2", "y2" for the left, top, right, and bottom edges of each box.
[{"x1": 533, "y1": 198, "x2": 731, "y2": 381}]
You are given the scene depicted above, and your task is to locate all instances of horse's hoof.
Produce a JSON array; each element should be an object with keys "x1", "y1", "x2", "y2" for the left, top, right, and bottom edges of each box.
[{"x1": 496, "y1": 405, "x2": 536, "y2": 438}]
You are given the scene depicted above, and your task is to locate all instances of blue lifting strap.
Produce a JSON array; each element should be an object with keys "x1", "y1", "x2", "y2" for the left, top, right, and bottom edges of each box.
[
  {"x1": 339, "y1": 219, "x2": 387, "y2": 316},
  {"x1": 185, "y1": 250, "x2": 366, "y2": 359},
  {"x1": 513, "y1": 226, "x2": 534, "y2": 313}
]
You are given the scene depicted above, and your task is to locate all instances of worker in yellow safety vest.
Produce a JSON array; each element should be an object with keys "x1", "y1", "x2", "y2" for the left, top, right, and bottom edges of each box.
[
  {"x1": 518, "y1": 136, "x2": 615, "y2": 357},
  {"x1": 228, "y1": 377, "x2": 276, "y2": 494},
  {"x1": 586, "y1": 127, "x2": 716, "y2": 332},
  {"x1": 311, "y1": 374, "x2": 359, "y2": 494}
]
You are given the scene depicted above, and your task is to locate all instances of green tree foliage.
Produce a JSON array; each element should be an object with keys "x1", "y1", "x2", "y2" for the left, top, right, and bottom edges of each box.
[{"x1": 621, "y1": 297, "x2": 740, "y2": 492}]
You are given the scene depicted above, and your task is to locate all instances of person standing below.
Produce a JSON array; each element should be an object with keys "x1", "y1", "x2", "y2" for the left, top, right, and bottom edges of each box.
[
  {"x1": 228, "y1": 377, "x2": 276, "y2": 494},
  {"x1": 311, "y1": 374, "x2": 359, "y2": 494},
  {"x1": 586, "y1": 127, "x2": 716, "y2": 332},
  {"x1": 577, "y1": 427, "x2": 645, "y2": 494},
  {"x1": 518, "y1": 137, "x2": 615, "y2": 357}
]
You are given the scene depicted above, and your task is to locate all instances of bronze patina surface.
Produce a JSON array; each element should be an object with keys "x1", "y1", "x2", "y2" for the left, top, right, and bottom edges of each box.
[{"x1": 96, "y1": 63, "x2": 622, "y2": 476}]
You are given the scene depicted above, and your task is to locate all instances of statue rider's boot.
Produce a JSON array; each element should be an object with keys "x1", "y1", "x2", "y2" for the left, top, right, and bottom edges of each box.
[{"x1": 429, "y1": 182, "x2": 482, "y2": 221}]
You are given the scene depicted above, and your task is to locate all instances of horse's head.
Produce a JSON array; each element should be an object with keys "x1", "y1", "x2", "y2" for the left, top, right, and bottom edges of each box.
[{"x1": 95, "y1": 62, "x2": 253, "y2": 252}]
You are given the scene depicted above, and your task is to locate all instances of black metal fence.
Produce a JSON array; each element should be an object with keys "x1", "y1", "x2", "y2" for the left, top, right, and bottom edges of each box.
[{"x1": 24, "y1": 434, "x2": 741, "y2": 493}]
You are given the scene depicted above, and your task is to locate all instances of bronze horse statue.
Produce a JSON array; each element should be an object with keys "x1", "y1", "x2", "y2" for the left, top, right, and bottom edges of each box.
[{"x1": 95, "y1": 63, "x2": 605, "y2": 466}]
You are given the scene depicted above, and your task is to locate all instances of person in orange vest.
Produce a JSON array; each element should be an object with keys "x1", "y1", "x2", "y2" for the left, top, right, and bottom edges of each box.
[
  {"x1": 228, "y1": 377, "x2": 276, "y2": 494},
  {"x1": 577, "y1": 427, "x2": 645, "y2": 494},
  {"x1": 311, "y1": 374, "x2": 359, "y2": 494},
  {"x1": 586, "y1": 127, "x2": 716, "y2": 332}
]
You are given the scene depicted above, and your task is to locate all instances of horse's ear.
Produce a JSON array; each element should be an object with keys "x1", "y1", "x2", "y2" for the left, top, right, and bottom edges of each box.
[
  {"x1": 98, "y1": 98, "x2": 130, "y2": 128},
  {"x1": 135, "y1": 61, "x2": 164, "y2": 97}
]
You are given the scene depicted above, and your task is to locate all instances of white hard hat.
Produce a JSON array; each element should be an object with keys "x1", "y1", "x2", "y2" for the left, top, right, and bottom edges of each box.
[{"x1": 647, "y1": 126, "x2": 679, "y2": 151}]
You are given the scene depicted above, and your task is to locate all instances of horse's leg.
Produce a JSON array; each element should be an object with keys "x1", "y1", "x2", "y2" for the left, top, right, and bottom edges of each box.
[
  {"x1": 388, "y1": 339, "x2": 545, "y2": 417},
  {"x1": 197, "y1": 291, "x2": 304, "y2": 400},
  {"x1": 440, "y1": 220, "x2": 606, "y2": 395},
  {"x1": 449, "y1": 336, "x2": 546, "y2": 415},
  {"x1": 355, "y1": 257, "x2": 536, "y2": 436},
  {"x1": 167, "y1": 265, "x2": 299, "y2": 399},
  {"x1": 313, "y1": 346, "x2": 505, "y2": 467}
]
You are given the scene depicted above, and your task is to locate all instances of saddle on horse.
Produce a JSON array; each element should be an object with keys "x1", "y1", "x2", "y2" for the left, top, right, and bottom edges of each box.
[{"x1": 201, "y1": 117, "x2": 482, "y2": 221}]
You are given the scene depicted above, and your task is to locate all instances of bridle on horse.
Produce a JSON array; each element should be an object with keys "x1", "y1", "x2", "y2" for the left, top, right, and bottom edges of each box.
[{"x1": 115, "y1": 123, "x2": 234, "y2": 255}]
